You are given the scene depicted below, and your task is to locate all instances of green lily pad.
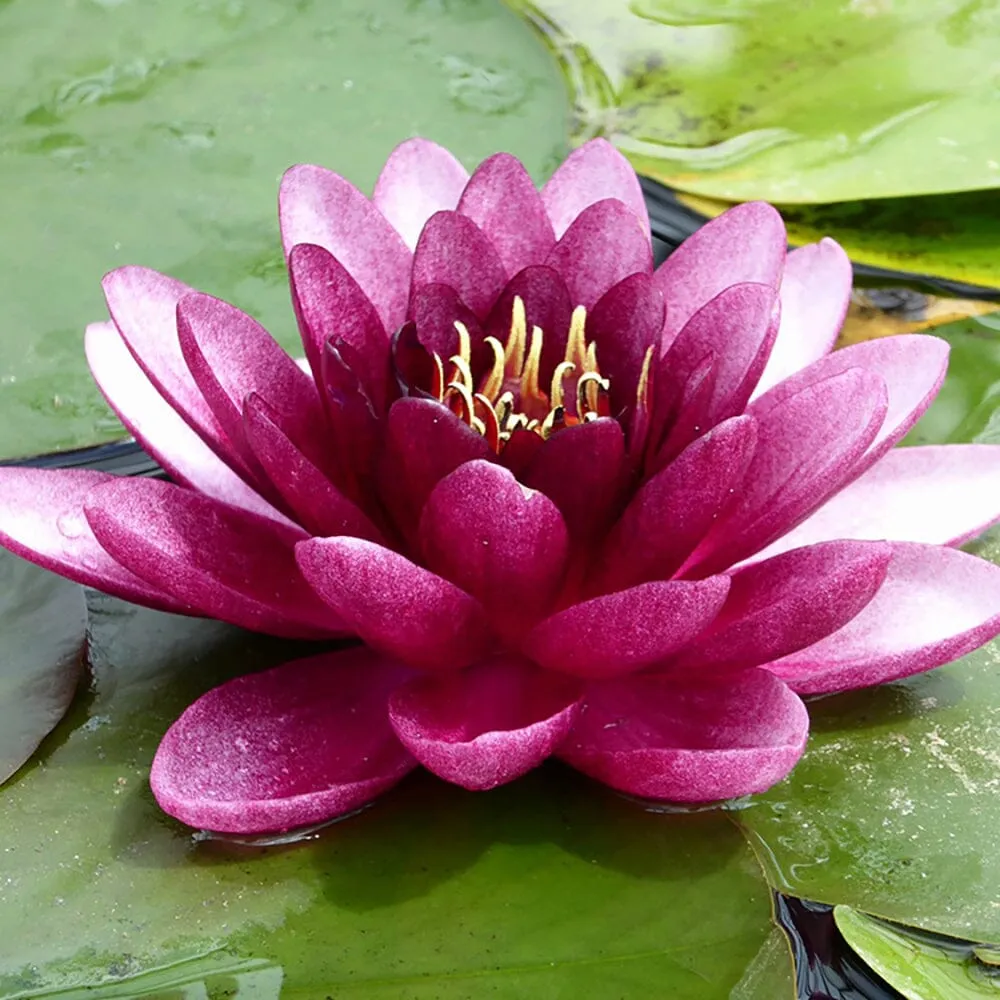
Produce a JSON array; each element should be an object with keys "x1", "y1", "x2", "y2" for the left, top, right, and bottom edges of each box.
[
  {"x1": 735, "y1": 313, "x2": 1000, "y2": 943},
  {"x1": 729, "y1": 929, "x2": 797, "y2": 1000},
  {"x1": 771, "y1": 192, "x2": 1000, "y2": 295},
  {"x1": 738, "y1": 638, "x2": 1000, "y2": 943},
  {"x1": 834, "y1": 905, "x2": 1000, "y2": 1000},
  {"x1": 510, "y1": 0, "x2": 1000, "y2": 204},
  {"x1": 0, "y1": 0, "x2": 568, "y2": 460},
  {"x1": 677, "y1": 188, "x2": 1000, "y2": 294},
  {"x1": 0, "y1": 551, "x2": 86, "y2": 784},
  {"x1": 902, "y1": 313, "x2": 1000, "y2": 448},
  {"x1": 0, "y1": 594, "x2": 786, "y2": 997}
]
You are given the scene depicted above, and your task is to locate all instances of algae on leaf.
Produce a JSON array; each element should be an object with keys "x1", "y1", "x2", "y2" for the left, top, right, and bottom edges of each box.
[{"x1": 510, "y1": 0, "x2": 1000, "y2": 203}]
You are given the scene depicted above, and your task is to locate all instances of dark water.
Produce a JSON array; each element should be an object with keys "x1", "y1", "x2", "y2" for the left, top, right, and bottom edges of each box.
[{"x1": 774, "y1": 896, "x2": 901, "y2": 1000}]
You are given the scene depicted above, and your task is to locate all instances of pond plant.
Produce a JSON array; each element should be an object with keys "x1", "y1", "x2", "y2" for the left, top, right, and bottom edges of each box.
[
  {"x1": 6, "y1": 5, "x2": 1000, "y2": 992},
  {"x1": 1, "y1": 139, "x2": 999, "y2": 849}
]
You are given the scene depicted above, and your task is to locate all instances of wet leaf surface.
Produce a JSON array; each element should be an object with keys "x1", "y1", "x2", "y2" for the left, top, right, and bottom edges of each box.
[
  {"x1": 739, "y1": 640, "x2": 1000, "y2": 943},
  {"x1": 729, "y1": 928, "x2": 797, "y2": 1000},
  {"x1": 839, "y1": 292, "x2": 998, "y2": 347},
  {"x1": 902, "y1": 313, "x2": 1000, "y2": 448}
]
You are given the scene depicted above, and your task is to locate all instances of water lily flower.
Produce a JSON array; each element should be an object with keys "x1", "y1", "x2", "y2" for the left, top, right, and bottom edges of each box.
[{"x1": 4, "y1": 138, "x2": 1000, "y2": 835}]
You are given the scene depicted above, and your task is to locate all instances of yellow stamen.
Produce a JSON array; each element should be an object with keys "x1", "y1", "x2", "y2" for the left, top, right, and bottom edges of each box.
[
  {"x1": 637, "y1": 345, "x2": 654, "y2": 411},
  {"x1": 447, "y1": 354, "x2": 474, "y2": 394},
  {"x1": 445, "y1": 381, "x2": 475, "y2": 424},
  {"x1": 540, "y1": 406, "x2": 566, "y2": 439},
  {"x1": 453, "y1": 320, "x2": 472, "y2": 366},
  {"x1": 519, "y1": 324, "x2": 544, "y2": 404},
  {"x1": 430, "y1": 353, "x2": 446, "y2": 401},
  {"x1": 425, "y1": 296, "x2": 617, "y2": 451},
  {"x1": 504, "y1": 296, "x2": 527, "y2": 376},
  {"x1": 549, "y1": 361, "x2": 575, "y2": 409},
  {"x1": 474, "y1": 393, "x2": 501, "y2": 452},
  {"x1": 495, "y1": 391, "x2": 515, "y2": 427},
  {"x1": 577, "y1": 371, "x2": 609, "y2": 417},
  {"x1": 564, "y1": 305, "x2": 588, "y2": 371},
  {"x1": 480, "y1": 336, "x2": 506, "y2": 401}
]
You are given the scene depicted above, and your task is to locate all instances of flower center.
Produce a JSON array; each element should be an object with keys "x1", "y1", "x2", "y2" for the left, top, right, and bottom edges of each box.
[{"x1": 430, "y1": 296, "x2": 612, "y2": 452}]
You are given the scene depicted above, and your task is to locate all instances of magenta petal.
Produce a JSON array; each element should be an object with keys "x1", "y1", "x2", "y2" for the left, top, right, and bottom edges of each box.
[
  {"x1": 643, "y1": 349, "x2": 719, "y2": 473},
  {"x1": 0, "y1": 468, "x2": 188, "y2": 613},
  {"x1": 419, "y1": 461, "x2": 569, "y2": 640},
  {"x1": 176, "y1": 292, "x2": 329, "y2": 475},
  {"x1": 372, "y1": 137, "x2": 469, "y2": 250},
  {"x1": 653, "y1": 202, "x2": 786, "y2": 347},
  {"x1": 85, "y1": 322, "x2": 292, "y2": 527},
  {"x1": 589, "y1": 273, "x2": 665, "y2": 418},
  {"x1": 288, "y1": 243, "x2": 390, "y2": 411},
  {"x1": 753, "y1": 239, "x2": 852, "y2": 397},
  {"x1": 596, "y1": 416, "x2": 757, "y2": 592},
  {"x1": 497, "y1": 427, "x2": 545, "y2": 478},
  {"x1": 766, "y1": 543, "x2": 1000, "y2": 695},
  {"x1": 685, "y1": 368, "x2": 888, "y2": 575},
  {"x1": 522, "y1": 418, "x2": 627, "y2": 547},
  {"x1": 279, "y1": 164, "x2": 411, "y2": 332},
  {"x1": 545, "y1": 199, "x2": 653, "y2": 310},
  {"x1": 243, "y1": 394, "x2": 384, "y2": 542},
  {"x1": 751, "y1": 334, "x2": 950, "y2": 466},
  {"x1": 411, "y1": 211, "x2": 508, "y2": 319},
  {"x1": 151, "y1": 648, "x2": 416, "y2": 833},
  {"x1": 102, "y1": 267, "x2": 247, "y2": 474},
  {"x1": 457, "y1": 153, "x2": 556, "y2": 274},
  {"x1": 656, "y1": 282, "x2": 779, "y2": 450},
  {"x1": 672, "y1": 541, "x2": 892, "y2": 672},
  {"x1": 376, "y1": 397, "x2": 493, "y2": 540},
  {"x1": 388, "y1": 657, "x2": 582, "y2": 791},
  {"x1": 541, "y1": 138, "x2": 649, "y2": 239},
  {"x1": 296, "y1": 537, "x2": 494, "y2": 671},
  {"x1": 411, "y1": 283, "x2": 484, "y2": 362},
  {"x1": 749, "y1": 445, "x2": 1000, "y2": 562},
  {"x1": 322, "y1": 340, "x2": 382, "y2": 505},
  {"x1": 560, "y1": 668, "x2": 809, "y2": 801},
  {"x1": 524, "y1": 577, "x2": 729, "y2": 680},
  {"x1": 85, "y1": 477, "x2": 347, "y2": 639}
]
